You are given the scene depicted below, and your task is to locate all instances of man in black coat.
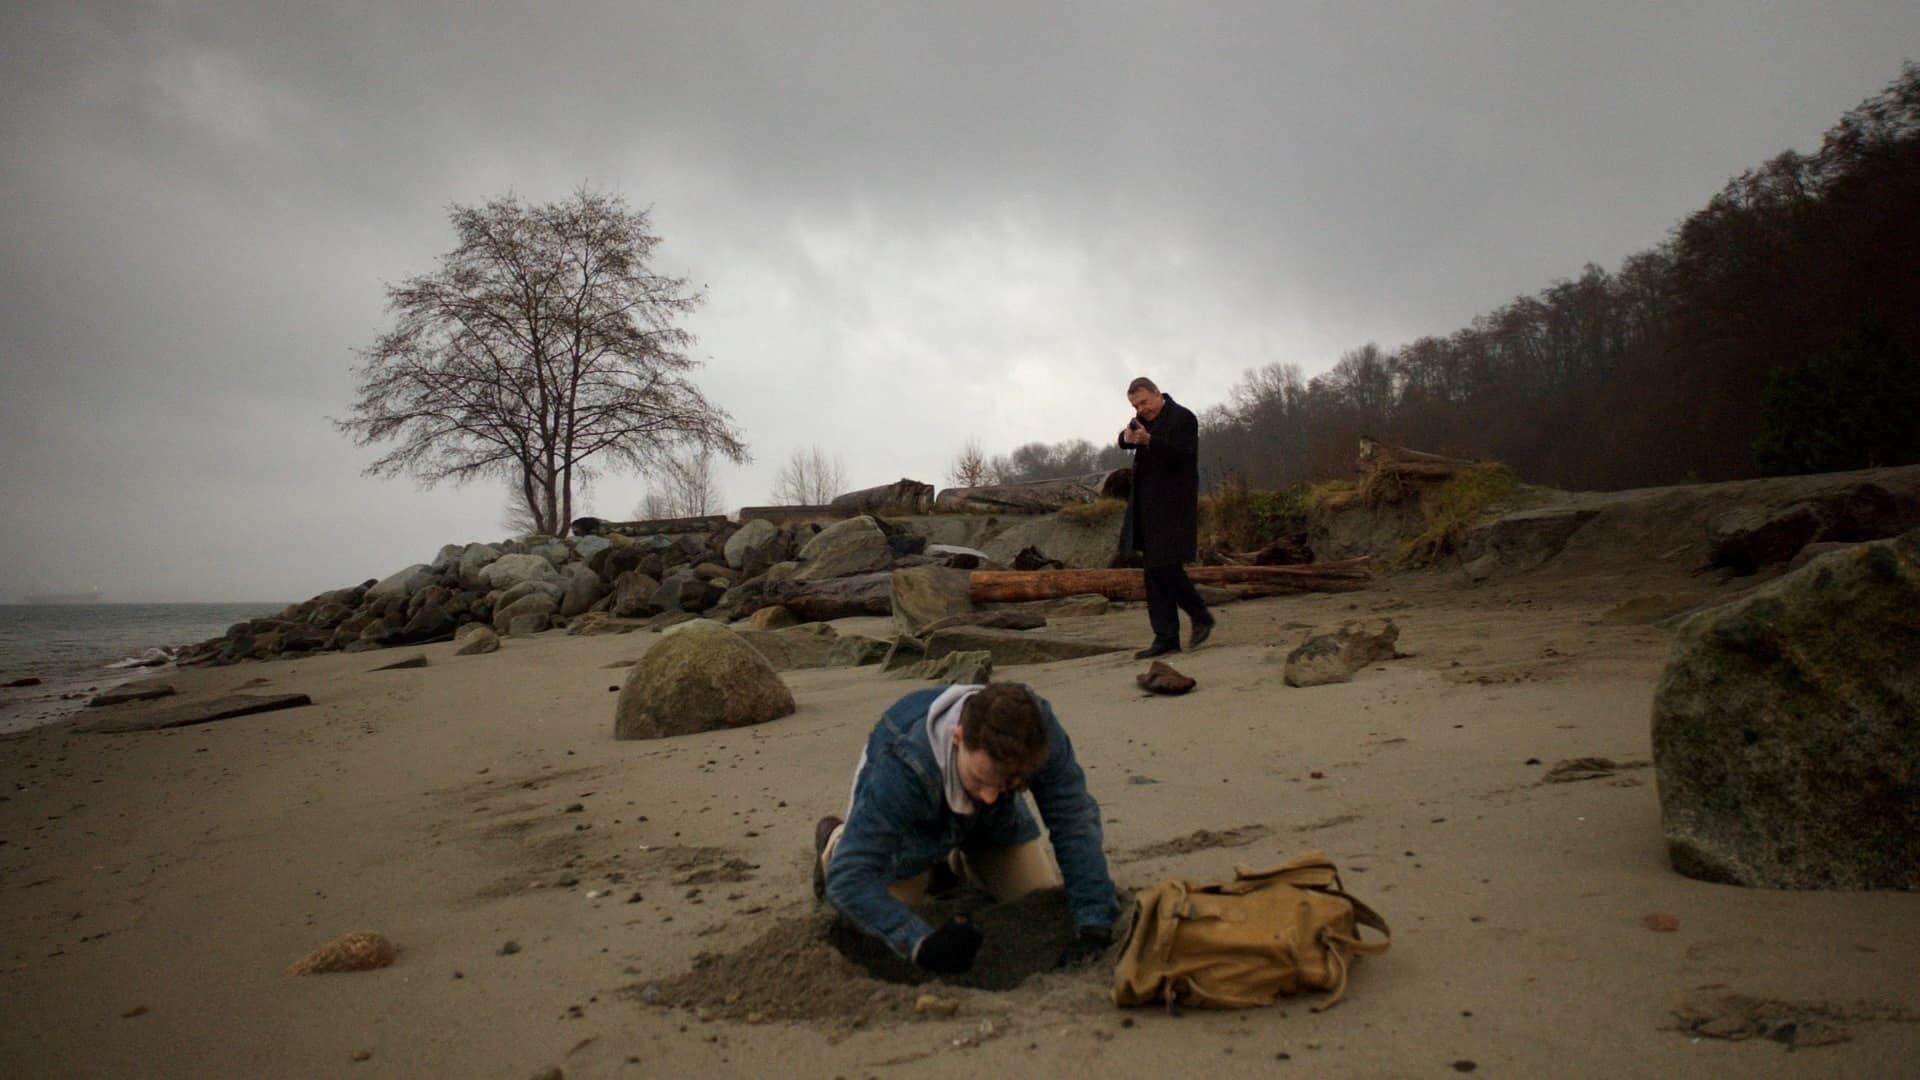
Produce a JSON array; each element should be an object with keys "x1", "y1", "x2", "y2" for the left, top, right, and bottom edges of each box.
[{"x1": 1117, "y1": 376, "x2": 1214, "y2": 659}]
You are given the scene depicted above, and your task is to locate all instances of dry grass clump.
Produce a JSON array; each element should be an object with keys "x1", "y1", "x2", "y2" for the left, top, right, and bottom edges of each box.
[
  {"x1": 1200, "y1": 479, "x2": 1308, "y2": 551},
  {"x1": 1058, "y1": 497, "x2": 1127, "y2": 525},
  {"x1": 1396, "y1": 463, "x2": 1521, "y2": 566}
]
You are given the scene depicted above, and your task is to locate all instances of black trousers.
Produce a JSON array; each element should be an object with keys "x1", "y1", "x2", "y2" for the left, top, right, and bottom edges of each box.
[{"x1": 1143, "y1": 563, "x2": 1212, "y2": 646}]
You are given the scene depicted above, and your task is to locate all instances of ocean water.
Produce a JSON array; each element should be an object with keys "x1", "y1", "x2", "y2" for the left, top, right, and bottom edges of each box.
[{"x1": 0, "y1": 603, "x2": 285, "y2": 734}]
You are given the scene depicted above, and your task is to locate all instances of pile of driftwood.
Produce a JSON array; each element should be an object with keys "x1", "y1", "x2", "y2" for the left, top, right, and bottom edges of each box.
[{"x1": 1356, "y1": 437, "x2": 1483, "y2": 502}]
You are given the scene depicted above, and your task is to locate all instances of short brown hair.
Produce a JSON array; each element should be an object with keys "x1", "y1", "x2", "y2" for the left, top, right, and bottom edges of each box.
[
  {"x1": 1126, "y1": 376, "x2": 1159, "y2": 395},
  {"x1": 959, "y1": 683, "x2": 1050, "y2": 787}
]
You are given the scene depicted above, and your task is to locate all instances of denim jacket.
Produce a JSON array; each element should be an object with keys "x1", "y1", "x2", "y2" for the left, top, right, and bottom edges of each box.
[{"x1": 824, "y1": 687, "x2": 1118, "y2": 960}]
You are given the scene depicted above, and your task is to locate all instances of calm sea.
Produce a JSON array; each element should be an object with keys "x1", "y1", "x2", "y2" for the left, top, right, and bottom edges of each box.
[{"x1": 0, "y1": 603, "x2": 285, "y2": 735}]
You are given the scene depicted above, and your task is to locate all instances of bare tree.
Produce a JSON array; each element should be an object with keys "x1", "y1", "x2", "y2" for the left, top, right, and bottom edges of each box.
[
  {"x1": 947, "y1": 437, "x2": 989, "y2": 488},
  {"x1": 769, "y1": 445, "x2": 846, "y2": 505},
  {"x1": 337, "y1": 188, "x2": 748, "y2": 536},
  {"x1": 633, "y1": 447, "x2": 723, "y2": 519}
]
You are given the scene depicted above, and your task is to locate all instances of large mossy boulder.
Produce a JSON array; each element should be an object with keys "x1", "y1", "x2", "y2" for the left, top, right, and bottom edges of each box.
[
  {"x1": 613, "y1": 620, "x2": 797, "y2": 740},
  {"x1": 1651, "y1": 530, "x2": 1920, "y2": 889}
]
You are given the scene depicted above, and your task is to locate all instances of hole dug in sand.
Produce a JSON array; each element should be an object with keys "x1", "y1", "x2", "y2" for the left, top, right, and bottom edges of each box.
[{"x1": 635, "y1": 889, "x2": 1094, "y2": 1028}]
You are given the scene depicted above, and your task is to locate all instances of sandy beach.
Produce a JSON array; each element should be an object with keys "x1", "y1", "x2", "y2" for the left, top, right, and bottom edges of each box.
[{"x1": 3, "y1": 565, "x2": 1916, "y2": 1078}]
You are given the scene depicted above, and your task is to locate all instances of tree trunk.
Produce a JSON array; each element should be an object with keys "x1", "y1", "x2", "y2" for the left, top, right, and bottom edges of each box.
[
  {"x1": 934, "y1": 469, "x2": 1132, "y2": 514},
  {"x1": 573, "y1": 514, "x2": 731, "y2": 536},
  {"x1": 968, "y1": 559, "x2": 1373, "y2": 603}
]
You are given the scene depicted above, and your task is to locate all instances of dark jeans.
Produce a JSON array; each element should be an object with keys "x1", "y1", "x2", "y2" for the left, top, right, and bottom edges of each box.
[{"x1": 1144, "y1": 564, "x2": 1212, "y2": 646}]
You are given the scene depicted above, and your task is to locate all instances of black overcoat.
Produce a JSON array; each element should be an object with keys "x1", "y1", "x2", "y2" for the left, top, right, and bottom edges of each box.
[{"x1": 1118, "y1": 394, "x2": 1200, "y2": 567}]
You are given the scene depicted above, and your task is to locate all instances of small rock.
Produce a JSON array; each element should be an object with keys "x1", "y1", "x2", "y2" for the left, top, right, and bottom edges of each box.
[
  {"x1": 1642, "y1": 913, "x2": 1680, "y2": 932},
  {"x1": 119, "y1": 1005, "x2": 148, "y2": 1019},
  {"x1": 1135, "y1": 660, "x2": 1196, "y2": 695},
  {"x1": 351, "y1": 1050, "x2": 372, "y2": 1062},
  {"x1": 1451, "y1": 1061, "x2": 1477, "y2": 1073},
  {"x1": 498, "y1": 940, "x2": 521, "y2": 956},
  {"x1": 288, "y1": 932, "x2": 398, "y2": 975},
  {"x1": 914, "y1": 993, "x2": 961, "y2": 1017},
  {"x1": 4, "y1": 676, "x2": 43, "y2": 688},
  {"x1": 369, "y1": 653, "x2": 429, "y2": 671},
  {"x1": 527, "y1": 1067, "x2": 564, "y2": 1080}
]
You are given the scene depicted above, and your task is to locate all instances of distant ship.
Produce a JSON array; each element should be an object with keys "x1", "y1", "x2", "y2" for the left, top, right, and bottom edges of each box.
[{"x1": 22, "y1": 590, "x2": 102, "y2": 604}]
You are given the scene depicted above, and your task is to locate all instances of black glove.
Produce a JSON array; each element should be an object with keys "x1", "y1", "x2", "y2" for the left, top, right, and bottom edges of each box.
[
  {"x1": 1055, "y1": 927, "x2": 1112, "y2": 969},
  {"x1": 915, "y1": 915, "x2": 983, "y2": 975}
]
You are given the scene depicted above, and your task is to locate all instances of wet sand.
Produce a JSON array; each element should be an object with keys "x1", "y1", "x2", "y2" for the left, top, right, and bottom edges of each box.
[{"x1": 2, "y1": 569, "x2": 1916, "y2": 1077}]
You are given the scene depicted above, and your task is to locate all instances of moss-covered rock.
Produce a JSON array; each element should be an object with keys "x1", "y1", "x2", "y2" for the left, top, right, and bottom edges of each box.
[{"x1": 1652, "y1": 529, "x2": 1920, "y2": 889}]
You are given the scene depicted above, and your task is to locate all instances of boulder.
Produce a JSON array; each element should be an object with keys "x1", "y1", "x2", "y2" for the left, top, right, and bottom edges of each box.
[
  {"x1": 748, "y1": 605, "x2": 799, "y2": 630},
  {"x1": 795, "y1": 516, "x2": 893, "y2": 581},
  {"x1": 364, "y1": 564, "x2": 435, "y2": 605},
  {"x1": 608, "y1": 570, "x2": 662, "y2": 618},
  {"x1": 1652, "y1": 530, "x2": 1920, "y2": 889},
  {"x1": 920, "y1": 611, "x2": 1048, "y2": 634},
  {"x1": 881, "y1": 634, "x2": 928, "y2": 673},
  {"x1": 570, "y1": 535, "x2": 612, "y2": 564},
  {"x1": 890, "y1": 567, "x2": 975, "y2": 636},
  {"x1": 737, "y1": 624, "x2": 889, "y2": 671},
  {"x1": 559, "y1": 563, "x2": 605, "y2": 617},
  {"x1": 565, "y1": 612, "x2": 647, "y2": 636},
  {"x1": 1041, "y1": 594, "x2": 1111, "y2": 619},
  {"x1": 507, "y1": 612, "x2": 551, "y2": 636},
  {"x1": 692, "y1": 562, "x2": 733, "y2": 583},
  {"x1": 457, "y1": 544, "x2": 503, "y2": 587},
  {"x1": 453, "y1": 624, "x2": 500, "y2": 655},
  {"x1": 1279, "y1": 619, "x2": 1401, "y2": 688},
  {"x1": 895, "y1": 650, "x2": 994, "y2": 685},
  {"x1": 396, "y1": 598, "x2": 458, "y2": 644},
  {"x1": 528, "y1": 538, "x2": 571, "y2": 566},
  {"x1": 493, "y1": 591, "x2": 558, "y2": 634},
  {"x1": 924, "y1": 544, "x2": 994, "y2": 570},
  {"x1": 652, "y1": 575, "x2": 724, "y2": 613},
  {"x1": 430, "y1": 543, "x2": 466, "y2": 573},
  {"x1": 479, "y1": 553, "x2": 560, "y2": 592},
  {"x1": 724, "y1": 519, "x2": 782, "y2": 572},
  {"x1": 921, "y1": 626, "x2": 1129, "y2": 666},
  {"x1": 613, "y1": 620, "x2": 797, "y2": 740},
  {"x1": 765, "y1": 560, "x2": 801, "y2": 584},
  {"x1": 981, "y1": 514, "x2": 1124, "y2": 570}
]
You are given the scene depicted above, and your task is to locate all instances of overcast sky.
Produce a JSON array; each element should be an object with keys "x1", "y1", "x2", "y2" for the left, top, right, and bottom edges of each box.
[{"x1": 2, "y1": 3, "x2": 1914, "y2": 601}]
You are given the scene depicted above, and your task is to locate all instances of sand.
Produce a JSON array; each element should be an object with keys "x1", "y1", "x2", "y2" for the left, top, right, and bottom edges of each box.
[{"x1": 2, "y1": 563, "x2": 1917, "y2": 1078}]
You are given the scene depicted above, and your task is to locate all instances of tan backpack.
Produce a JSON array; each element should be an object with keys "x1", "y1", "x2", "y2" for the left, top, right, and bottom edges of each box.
[{"x1": 1112, "y1": 850, "x2": 1390, "y2": 1011}]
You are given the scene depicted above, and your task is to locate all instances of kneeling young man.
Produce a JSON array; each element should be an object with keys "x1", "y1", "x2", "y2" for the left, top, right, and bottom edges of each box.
[{"x1": 813, "y1": 682, "x2": 1118, "y2": 976}]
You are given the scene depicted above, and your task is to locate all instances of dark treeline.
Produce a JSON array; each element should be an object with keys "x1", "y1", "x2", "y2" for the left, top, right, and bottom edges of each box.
[
  {"x1": 1204, "y1": 63, "x2": 1920, "y2": 491},
  {"x1": 990, "y1": 65, "x2": 1920, "y2": 494}
]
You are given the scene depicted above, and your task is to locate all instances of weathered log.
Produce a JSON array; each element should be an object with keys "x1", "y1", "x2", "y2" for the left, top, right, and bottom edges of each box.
[
  {"x1": 934, "y1": 470, "x2": 1132, "y2": 514},
  {"x1": 829, "y1": 478, "x2": 936, "y2": 515},
  {"x1": 736, "y1": 505, "x2": 859, "y2": 525},
  {"x1": 572, "y1": 514, "x2": 729, "y2": 536},
  {"x1": 759, "y1": 571, "x2": 895, "y2": 621},
  {"x1": 968, "y1": 560, "x2": 1372, "y2": 603}
]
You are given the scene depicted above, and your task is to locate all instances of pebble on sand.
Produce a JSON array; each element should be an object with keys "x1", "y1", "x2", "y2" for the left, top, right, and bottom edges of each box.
[{"x1": 288, "y1": 932, "x2": 398, "y2": 975}]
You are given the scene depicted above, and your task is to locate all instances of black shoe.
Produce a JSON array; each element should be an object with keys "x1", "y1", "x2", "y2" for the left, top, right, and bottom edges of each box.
[
  {"x1": 1188, "y1": 621, "x2": 1214, "y2": 649},
  {"x1": 1134, "y1": 641, "x2": 1180, "y2": 660},
  {"x1": 812, "y1": 815, "x2": 843, "y2": 901}
]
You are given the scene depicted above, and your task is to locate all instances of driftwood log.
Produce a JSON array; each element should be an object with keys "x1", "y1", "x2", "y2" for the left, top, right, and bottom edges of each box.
[
  {"x1": 829, "y1": 479, "x2": 936, "y2": 515},
  {"x1": 736, "y1": 505, "x2": 859, "y2": 525},
  {"x1": 760, "y1": 572, "x2": 894, "y2": 621},
  {"x1": 572, "y1": 514, "x2": 729, "y2": 537},
  {"x1": 934, "y1": 469, "x2": 1132, "y2": 514},
  {"x1": 968, "y1": 559, "x2": 1372, "y2": 603}
]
